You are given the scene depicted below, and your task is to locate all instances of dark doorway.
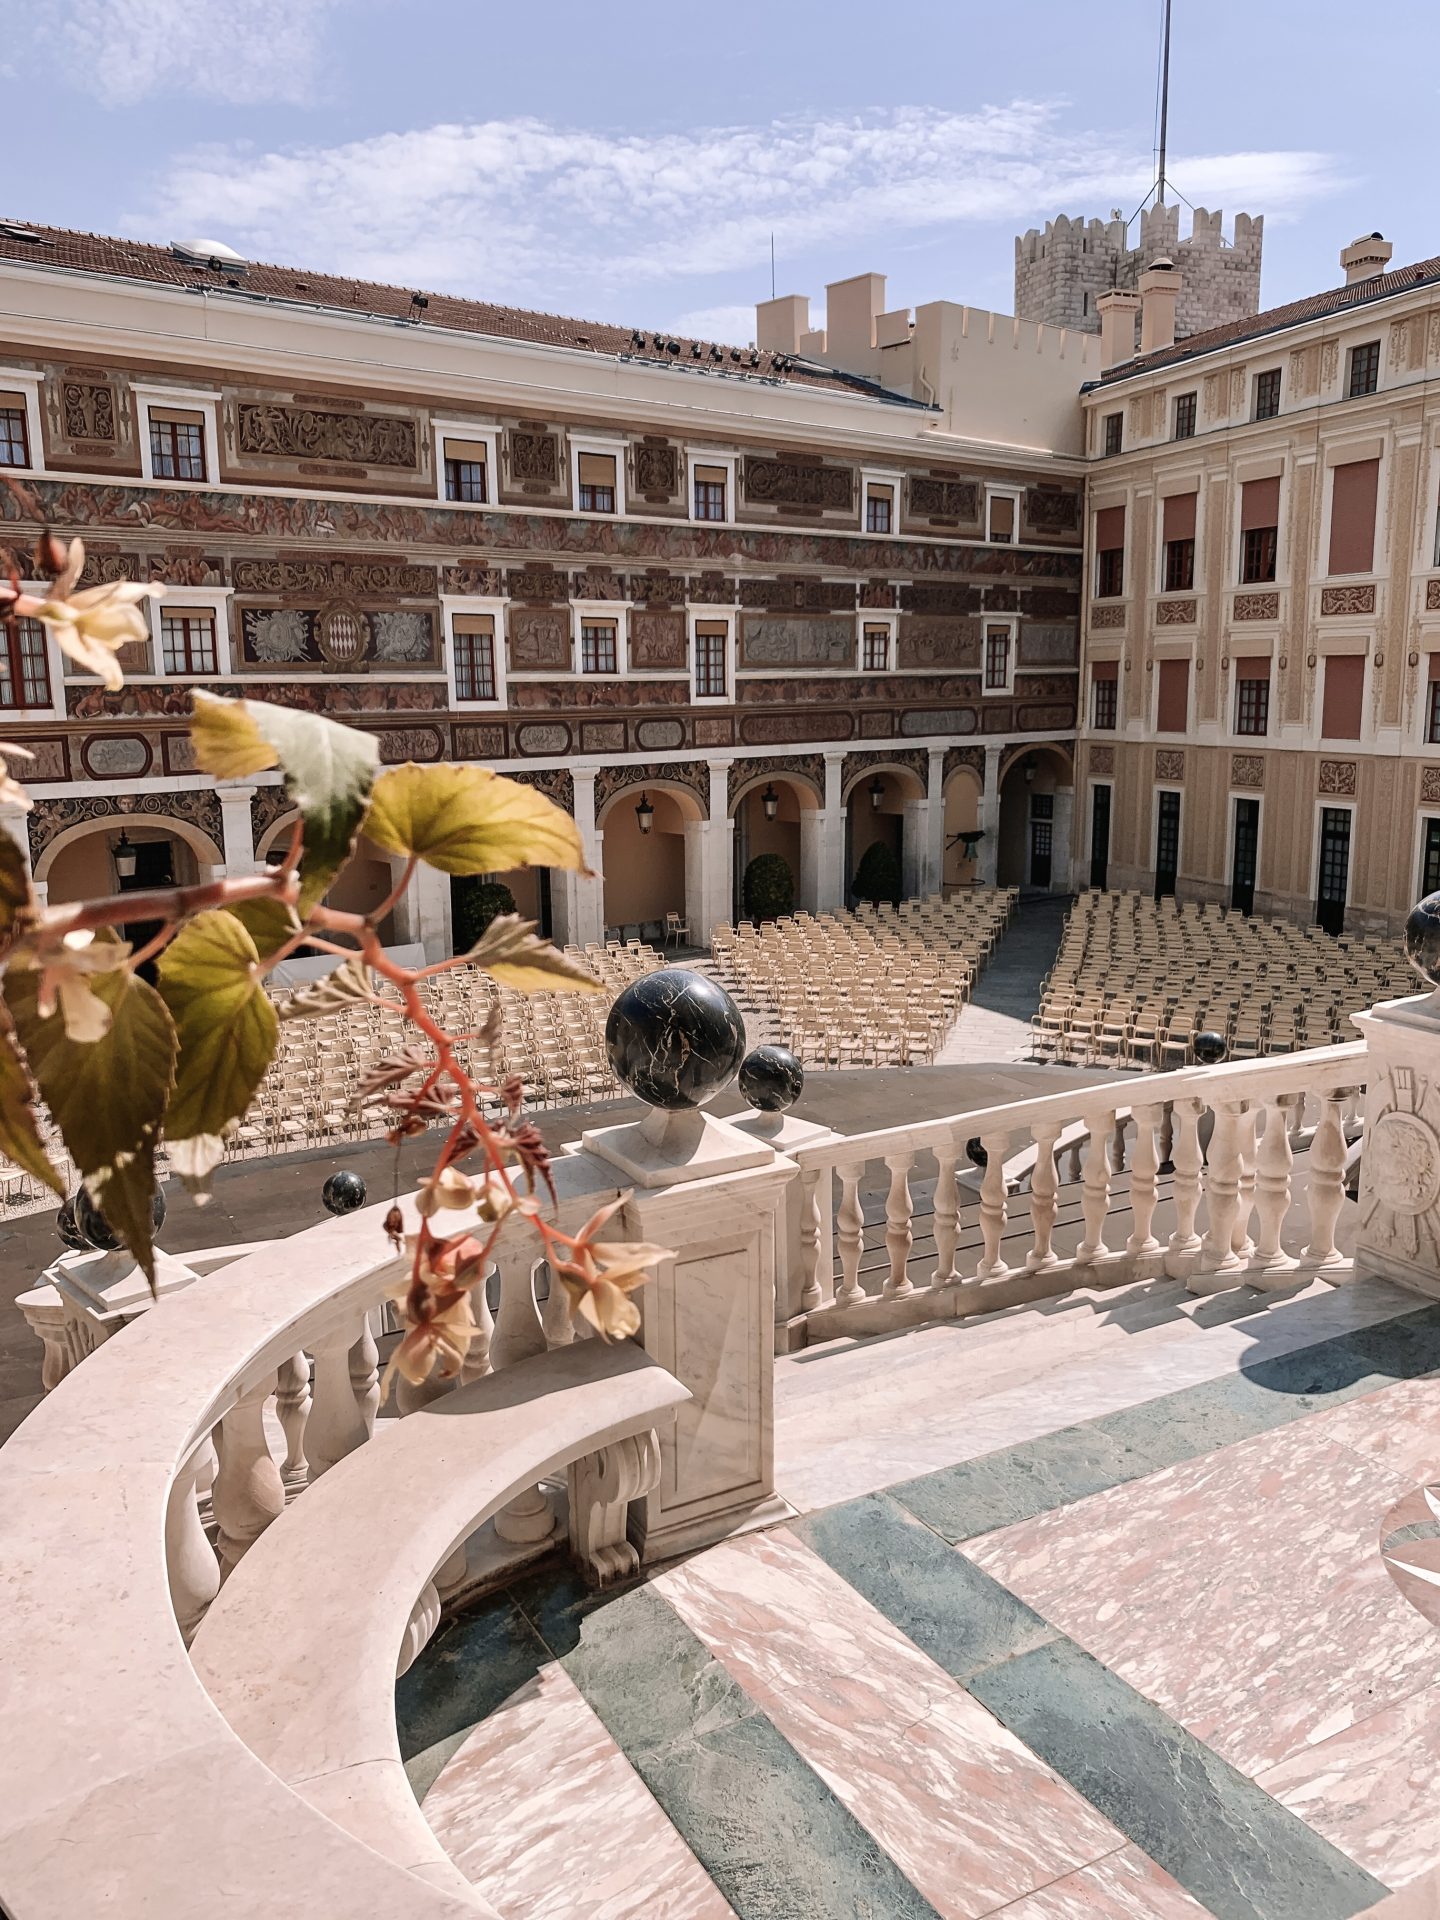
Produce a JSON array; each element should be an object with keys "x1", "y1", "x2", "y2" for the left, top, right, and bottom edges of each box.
[
  {"x1": 1316, "y1": 807, "x2": 1351, "y2": 935},
  {"x1": 1231, "y1": 798, "x2": 1259, "y2": 915},
  {"x1": 1155, "y1": 791, "x2": 1180, "y2": 900},
  {"x1": 1422, "y1": 817, "x2": 1440, "y2": 899},
  {"x1": 537, "y1": 867, "x2": 553, "y2": 941},
  {"x1": 120, "y1": 838, "x2": 174, "y2": 982},
  {"x1": 1089, "y1": 783, "x2": 1111, "y2": 891},
  {"x1": 1028, "y1": 793, "x2": 1053, "y2": 889}
]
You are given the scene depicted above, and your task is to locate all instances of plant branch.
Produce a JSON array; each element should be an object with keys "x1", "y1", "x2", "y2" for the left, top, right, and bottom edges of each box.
[{"x1": 35, "y1": 869, "x2": 299, "y2": 940}]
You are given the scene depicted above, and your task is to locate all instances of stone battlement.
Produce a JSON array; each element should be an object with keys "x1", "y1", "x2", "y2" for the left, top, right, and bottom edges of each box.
[{"x1": 1016, "y1": 205, "x2": 1263, "y2": 342}]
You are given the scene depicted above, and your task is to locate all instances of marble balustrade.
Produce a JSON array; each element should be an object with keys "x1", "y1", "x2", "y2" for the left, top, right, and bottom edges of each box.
[{"x1": 794, "y1": 1040, "x2": 1368, "y2": 1342}]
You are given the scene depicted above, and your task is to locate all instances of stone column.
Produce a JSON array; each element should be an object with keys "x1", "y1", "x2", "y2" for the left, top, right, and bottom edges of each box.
[
  {"x1": 554, "y1": 769, "x2": 604, "y2": 948},
  {"x1": 902, "y1": 799, "x2": 928, "y2": 899},
  {"x1": 978, "y1": 745, "x2": 1004, "y2": 886},
  {"x1": 1051, "y1": 785, "x2": 1075, "y2": 893},
  {"x1": 821, "y1": 751, "x2": 846, "y2": 910},
  {"x1": 798, "y1": 810, "x2": 825, "y2": 913},
  {"x1": 692, "y1": 759, "x2": 734, "y2": 942},
  {"x1": 217, "y1": 783, "x2": 256, "y2": 879},
  {"x1": 926, "y1": 748, "x2": 946, "y2": 896},
  {"x1": 410, "y1": 859, "x2": 452, "y2": 964}
]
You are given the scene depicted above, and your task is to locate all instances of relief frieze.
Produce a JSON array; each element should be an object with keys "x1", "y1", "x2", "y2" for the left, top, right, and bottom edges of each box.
[
  {"x1": 236, "y1": 402, "x2": 418, "y2": 468},
  {"x1": 896, "y1": 617, "x2": 979, "y2": 670},
  {"x1": 628, "y1": 610, "x2": 687, "y2": 670},
  {"x1": 507, "y1": 608, "x2": 571, "y2": 668},
  {"x1": 508, "y1": 430, "x2": 561, "y2": 485},
  {"x1": 238, "y1": 605, "x2": 437, "y2": 669},
  {"x1": 738, "y1": 613, "x2": 855, "y2": 668},
  {"x1": 633, "y1": 443, "x2": 679, "y2": 497},
  {"x1": 61, "y1": 381, "x2": 117, "y2": 442},
  {"x1": 908, "y1": 475, "x2": 979, "y2": 521},
  {"x1": 232, "y1": 557, "x2": 437, "y2": 597},
  {"x1": 1022, "y1": 488, "x2": 1081, "y2": 536},
  {"x1": 743, "y1": 457, "x2": 852, "y2": 512}
]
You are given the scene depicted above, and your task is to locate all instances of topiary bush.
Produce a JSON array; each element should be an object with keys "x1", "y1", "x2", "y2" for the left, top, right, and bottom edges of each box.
[
  {"x1": 743, "y1": 852, "x2": 794, "y2": 922},
  {"x1": 852, "y1": 839, "x2": 902, "y2": 906},
  {"x1": 452, "y1": 875, "x2": 517, "y2": 951}
]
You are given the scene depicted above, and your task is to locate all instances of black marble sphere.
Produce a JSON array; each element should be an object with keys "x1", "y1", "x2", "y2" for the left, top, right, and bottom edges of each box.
[
  {"x1": 55, "y1": 1195, "x2": 87, "y2": 1251},
  {"x1": 322, "y1": 1170, "x2": 367, "y2": 1216},
  {"x1": 69, "y1": 1181, "x2": 165, "y2": 1253},
  {"x1": 1404, "y1": 891, "x2": 1440, "y2": 988},
  {"x1": 1193, "y1": 1030, "x2": 1228, "y2": 1066},
  {"x1": 605, "y1": 968, "x2": 746, "y2": 1111},
  {"x1": 738, "y1": 1045, "x2": 804, "y2": 1114},
  {"x1": 965, "y1": 1137, "x2": 989, "y2": 1168}
]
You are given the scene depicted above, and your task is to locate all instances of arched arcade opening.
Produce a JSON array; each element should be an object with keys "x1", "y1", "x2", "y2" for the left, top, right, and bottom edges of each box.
[
  {"x1": 996, "y1": 745, "x2": 1075, "y2": 893},
  {"x1": 843, "y1": 764, "x2": 925, "y2": 905},
  {"x1": 598, "y1": 781, "x2": 705, "y2": 944}
]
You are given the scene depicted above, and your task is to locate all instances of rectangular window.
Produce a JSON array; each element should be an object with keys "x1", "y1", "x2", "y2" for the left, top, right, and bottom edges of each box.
[
  {"x1": 148, "y1": 408, "x2": 206, "y2": 481},
  {"x1": 1103, "y1": 412, "x2": 1123, "y2": 457},
  {"x1": 0, "y1": 616, "x2": 51, "y2": 708},
  {"x1": 986, "y1": 492, "x2": 1017, "y2": 544},
  {"x1": 581, "y1": 619, "x2": 618, "y2": 674},
  {"x1": 443, "y1": 438, "x2": 488, "y2": 504},
  {"x1": 1429, "y1": 655, "x2": 1440, "y2": 743},
  {"x1": 1173, "y1": 392, "x2": 1197, "y2": 440},
  {"x1": 862, "y1": 624, "x2": 890, "y2": 672},
  {"x1": 1155, "y1": 789, "x2": 1181, "y2": 899},
  {"x1": 694, "y1": 622, "x2": 727, "y2": 697},
  {"x1": 693, "y1": 463, "x2": 727, "y2": 521},
  {"x1": 1091, "y1": 661, "x2": 1118, "y2": 729},
  {"x1": 865, "y1": 484, "x2": 893, "y2": 533},
  {"x1": 1327, "y1": 457, "x2": 1380, "y2": 574},
  {"x1": 160, "y1": 610, "x2": 217, "y2": 675},
  {"x1": 1095, "y1": 503, "x2": 1125, "y2": 597},
  {"x1": 452, "y1": 615, "x2": 497, "y2": 701},
  {"x1": 0, "y1": 396, "x2": 29, "y2": 467},
  {"x1": 1348, "y1": 341, "x2": 1381, "y2": 397},
  {"x1": 1320, "y1": 653, "x2": 1365, "y2": 740},
  {"x1": 984, "y1": 624, "x2": 1011, "y2": 690},
  {"x1": 577, "y1": 452, "x2": 617, "y2": 513},
  {"x1": 1162, "y1": 490, "x2": 1197, "y2": 592},
  {"x1": 1254, "y1": 368, "x2": 1282, "y2": 420},
  {"x1": 1156, "y1": 657, "x2": 1190, "y2": 732},
  {"x1": 1234, "y1": 659, "x2": 1271, "y2": 736},
  {"x1": 1423, "y1": 817, "x2": 1440, "y2": 898},
  {"x1": 1241, "y1": 526, "x2": 1278, "y2": 584}
]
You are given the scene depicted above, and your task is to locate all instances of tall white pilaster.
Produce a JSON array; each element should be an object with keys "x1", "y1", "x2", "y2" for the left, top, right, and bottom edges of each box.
[
  {"x1": 902, "y1": 799, "x2": 928, "y2": 899},
  {"x1": 925, "y1": 748, "x2": 946, "y2": 896},
  {"x1": 1052, "y1": 786, "x2": 1075, "y2": 893},
  {"x1": 217, "y1": 783, "x2": 256, "y2": 879},
  {"x1": 821, "y1": 751, "x2": 847, "y2": 910},
  {"x1": 978, "y1": 745, "x2": 1004, "y2": 886},
  {"x1": 555, "y1": 770, "x2": 604, "y2": 948}
]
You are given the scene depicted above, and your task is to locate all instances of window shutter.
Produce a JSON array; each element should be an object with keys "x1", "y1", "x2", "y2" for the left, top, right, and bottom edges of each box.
[
  {"x1": 1234, "y1": 654, "x2": 1271, "y2": 682},
  {"x1": 149, "y1": 406, "x2": 204, "y2": 426},
  {"x1": 578, "y1": 452, "x2": 617, "y2": 486},
  {"x1": 1095, "y1": 504, "x2": 1125, "y2": 550},
  {"x1": 1321, "y1": 655, "x2": 1365, "y2": 738},
  {"x1": 1327, "y1": 459, "x2": 1380, "y2": 574},
  {"x1": 1162, "y1": 492, "x2": 1197, "y2": 543},
  {"x1": 1428, "y1": 652, "x2": 1440, "y2": 683},
  {"x1": 1092, "y1": 660, "x2": 1119, "y2": 681},
  {"x1": 1240, "y1": 476, "x2": 1280, "y2": 531},
  {"x1": 693, "y1": 464, "x2": 726, "y2": 486},
  {"x1": 444, "y1": 439, "x2": 489, "y2": 465},
  {"x1": 452, "y1": 614, "x2": 495, "y2": 636},
  {"x1": 1156, "y1": 658, "x2": 1190, "y2": 731},
  {"x1": 989, "y1": 495, "x2": 1015, "y2": 538}
]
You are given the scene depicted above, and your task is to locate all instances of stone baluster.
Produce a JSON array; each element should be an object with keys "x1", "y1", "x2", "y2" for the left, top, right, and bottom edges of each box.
[
  {"x1": 1157, "y1": 1103, "x2": 1176, "y2": 1173},
  {"x1": 307, "y1": 1317, "x2": 372, "y2": 1482},
  {"x1": 931, "y1": 1143, "x2": 960, "y2": 1286},
  {"x1": 273, "y1": 1352, "x2": 311, "y2": 1493},
  {"x1": 1027, "y1": 1122, "x2": 1061, "y2": 1271},
  {"x1": 1196, "y1": 1100, "x2": 1248, "y2": 1288},
  {"x1": 491, "y1": 1244, "x2": 558, "y2": 1547},
  {"x1": 1126, "y1": 1105, "x2": 1162, "y2": 1259},
  {"x1": 1110, "y1": 1113, "x2": 1128, "y2": 1173},
  {"x1": 350, "y1": 1315, "x2": 380, "y2": 1438},
  {"x1": 395, "y1": 1580, "x2": 442, "y2": 1677},
  {"x1": 1164, "y1": 1098, "x2": 1206, "y2": 1275},
  {"x1": 835, "y1": 1166, "x2": 866, "y2": 1306},
  {"x1": 539, "y1": 1259, "x2": 576, "y2": 1348},
  {"x1": 882, "y1": 1153, "x2": 914, "y2": 1298},
  {"x1": 1305, "y1": 1090, "x2": 1350, "y2": 1269},
  {"x1": 1075, "y1": 1108, "x2": 1115, "y2": 1264},
  {"x1": 1064, "y1": 1138, "x2": 1084, "y2": 1183},
  {"x1": 975, "y1": 1132, "x2": 1010, "y2": 1280},
  {"x1": 800, "y1": 1167, "x2": 827, "y2": 1310},
  {"x1": 166, "y1": 1436, "x2": 220, "y2": 1642},
  {"x1": 1231, "y1": 1106, "x2": 1259, "y2": 1261},
  {"x1": 213, "y1": 1380, "x2": 286, "y2": 1576},
  {"x1": 1252, "y1": 1098, "x2": 1299, "y2": 1286}
]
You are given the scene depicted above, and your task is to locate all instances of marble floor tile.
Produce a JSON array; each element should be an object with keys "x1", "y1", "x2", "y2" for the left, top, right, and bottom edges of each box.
[
  {"x1": 1258, "y1": 1681, "x2": 1440, "y2": 1891},
  {"x1": 1305, "y1": 1375, "x2": 1440, "y2": 1486},
  {"x1": 991, "y1": 1844, "x2": 1209, "y2": 1918},
  {"x1": 422, "y1": 1661, "x2": 735, "y2": 1920},
  {"x1": 655, "y1": 1528, "x2": 1123, "y2": 1920},
  {"x1": 968, "y1": 1417, "x2": 1433, "y2": 1779}
]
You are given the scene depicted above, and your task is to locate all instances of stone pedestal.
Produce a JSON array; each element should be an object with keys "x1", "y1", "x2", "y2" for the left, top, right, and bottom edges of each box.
[
  {"x1": 582, "y1": 1107, "x2": 770, "y2": 1190},
  {"x1": 1353, "y1": 994, "x2": 1440, "y2": 1296},
  {"x1": 18, "y1": 1246, "x2": 200, "y2": 1391}
]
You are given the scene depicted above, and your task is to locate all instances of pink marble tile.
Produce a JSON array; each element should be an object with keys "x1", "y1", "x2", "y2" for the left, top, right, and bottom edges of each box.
[
  {"x1": 422, "y1": 1662, "x2": 733, "y2": 1920},
  {"x1": 654, "y1": 1527, "x2": 1123, "y2": 1920},
  {"x1": 1306, "y1": 1377, "x2": 1440, "y2": 1486},
  {"x1": 1259, "y1": 1680, "x2": 1440, "y2": 1889},
  {"x1": 991, "y1": 1844, "x2": 1208, "y2": 1918},
  {"x1": 968, "y1": 1420, "x2": 1433, "y2": 1778}
]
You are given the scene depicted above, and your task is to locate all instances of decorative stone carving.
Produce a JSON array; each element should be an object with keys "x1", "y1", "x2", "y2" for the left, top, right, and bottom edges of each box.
[
  {"x1": 635, "y1": 718, "x2": 686, "y2": 752},
  {"x1": 739, "y1": 578, "x2": 855, "y2": 612},
  {"x1": 508, "y1": 430, "x2": 561, "y2": 485},
  {"x1": 900, "y1": 707, "x2": 977, "y2": 736},
  {"x1": 743, "y1": 457, "x2": 852, "y2": 512},
  {"x1": 634, "y1": 570, "x2": 686, "y2": 605},
  {"x1": 80, "y1": 735, "x2": 152, "y2": 779},
  {"x1": 1127, "y1": 396, "x2": 1145, "y2": 435},
  {"x1": 900, "y1": 582, "x2": 982, "y2": 617},
  {"x1": 1229, "y1": 368, "x2": 1248, "y2": 414},
  {"x1": 1202, "y1": 372, "x2": 1224, "y2": 419},
  {"x1": 370, "y1": 611, "x2": 434, "y2": 662},
  {"x1": 507, "y1": 767, "x2": 573, "y2": 811},
  {"x1": 1319, "y1": 759, "x2": 1357, "y2": 795},
  {"x1": 9, "y1": 736, "x2": 66, "y2": 780},
  {"x1": 688, "y1": 573, "x2": 734, "y2": 605},
  {"x1": 1320, "y1": 341, "x2": 1340, "y2": 389},
  {"x1": 442, "y1": 565, "x2": 505, "y2": 597},
  {"x1": 236, "y1": 403, "x2": 417, "y2": 468},
  {"x1": 944, "y1": 744, "x2": 985, "y2": 783},
  {"x1": 515, "y1": 722, "x2": 571, "y2": 756},
  {"x1": 1426, "y1": 579, "x2": 1440, "y2": 613},
  {"x1": 571, "y1": 566, "x2": 627, "y2": 603},
  {"x1": 981, "y1": 703, "x2": 1013, "y2": 733},
  {"x1": 1390, "y1": 320, "x2": 1413, "y2": 373},
  {"x1": 1155, "y1": 749, "x2": 1185, "y2": 780},
  {"x1": 859, "y1": 579, "x2": 897, "y2": 609},
  {"x1": 251, "y1": 784, "x2": 295, "y2": 845},
  {"x1": 633, "y1": 444, "x2": 678, "y2": 497},
  {"x1": 232, "y1": 559, "x2": 436, "y2": 598},
  {"x1": 61, "y1": 381, "x2": 116, "y2": 441},
  {"x1": 1018, "y1": 624, "x2": 1079, "y2": 666},
  {"x1": 453, "y1": 723, "x2": 508, "y2": 760},
  {"x1": 738, "y1": 614, "x2": 853, "y2": 668},
  {"x1": 581, "y1": 722, "x2": 627, "y2": 754},
  {"x1": 1231, "y1": 755, "x2": 1265, "y2": 788},
  {"x1": 507, "y1": 608, "x2": 570, "y2": 669},
  {"x1": 1288, "y1": 344, "x2": 1319, "y2": 399},
  {"x1": 860, "y1": 712, "x2": 894, "y2": 737},
  {"x1": 727, "y1": 754, "x2": 824, "y2": 810},
  {"x1": 628, "y1": 611, "x2": 687, "y2": 670},
  {"x1": 908, "y1": 475, "x2": 978, "y2": 521},
  {"x1": 374, "y1": 727, "x2": 443, "y2": 764},
  {"x1": 595, "y1": 760, "x2": 708, "y2": 815},
  {"x1": 896, "y1": 618, "x2": 978, "y2": 670},
  {"x1": 1234, "y1": 591, "x2": 1280, "y2": 621},
  {"x1": 1354, "y1": 1035, "x2": 1440, "y2": 1294},
  {"x1": 1089, "y1": 744, "x2": 1115, "y2": 775},
  {"x1": 984, "y1": 585, "x2": 1020, "y2": 613},
  {"x1": 740, "y1": 711, "x2": 853, "y2": 745},
  {"x1": 1156, "y1": 598, "x2": 1197, "y2": 625},
  {"x1": 845, "y1": 746, "x2": 928, "y2": 788},
  {"x1": 242, "y1": 608, "x2": 313, "y2": 664},
  {"x1": 506, "y1": 566, "x2": 566, "y2": 603},
  {"x1": 1015, "y1": 703, "x2": 1074, "y2": 733},
  {"x1": 695, "y1": 715, "x2": 733, "y2": 747},
  {"x1": 1091, "y1": 605, "x2": 1126, "y2": 630},
  {"x1": 1321, "y1": 584, "x2": 1376, "y2": 616},
  {"x1": 28, "y1": 788, "x2": 223, "y2": 862},
  {"x1": 1022, "y1": 488, "x2": 1080, "y2": 536},
  {"x1": 316, "y1": 608, "x2": 368, "y2": 667}
]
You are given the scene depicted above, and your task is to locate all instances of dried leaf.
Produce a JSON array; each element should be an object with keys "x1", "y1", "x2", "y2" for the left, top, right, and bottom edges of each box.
[
  {"x1": 277, "y1": 954, "x2": 376, "y2": 1023},
  {"x1": 0, "y1": 1001, "x2": 62, "y2": 1196},
  {"x1": 464, "y1": 914, "x2": 602, "y2": 994}
]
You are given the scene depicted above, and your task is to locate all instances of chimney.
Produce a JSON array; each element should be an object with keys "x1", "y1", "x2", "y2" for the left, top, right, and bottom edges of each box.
[
  {"x1": 756, "y1": 292, "x2": 809, "y2": 355},
  {"x1": 1096, "y1": 288, "x2": 1141, "y2": 370},
  {"x1": 1138, "y1": 258, "x2": 1181, "y2": 354},
  {"x1": 1340, "y1": 232, "x2": 1394, "y2": 286}
]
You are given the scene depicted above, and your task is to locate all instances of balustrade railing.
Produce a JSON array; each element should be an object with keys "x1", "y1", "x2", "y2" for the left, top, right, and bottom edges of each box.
[{"x1": 793, "y1": 1041, "x2": 1367, "y2": 1337}]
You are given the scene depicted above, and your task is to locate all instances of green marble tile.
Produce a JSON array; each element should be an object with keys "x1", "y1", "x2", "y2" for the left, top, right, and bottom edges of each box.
[
  {"x1": 890, "y1": 1422, "x2": 1152, "y2": 1542},
  {"x1": 394, "y1": 1587, "x2": 548, "y2": 1761}
]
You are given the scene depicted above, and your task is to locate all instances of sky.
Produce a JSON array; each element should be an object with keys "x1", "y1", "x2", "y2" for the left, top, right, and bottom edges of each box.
[{"x1": 0, "y1": 0, "x2": 1430, "y2": 345}]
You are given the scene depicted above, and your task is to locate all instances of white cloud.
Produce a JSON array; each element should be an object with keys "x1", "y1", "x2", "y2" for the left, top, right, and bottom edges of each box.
[
  {"x1": 57, "y1": 0, "x2": 337, "y2": 106},
  {"x1": 668, "y1": 305, "x2": 761, "y2": 346},
  {"x1": 132, "y1": 103, "x2": 1344, "y2": 315}
]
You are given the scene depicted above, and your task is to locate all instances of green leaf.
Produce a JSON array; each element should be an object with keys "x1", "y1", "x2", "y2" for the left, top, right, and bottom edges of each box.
[
  {"x1": 0, "y1": 1003, "x2": 62, "y2": 1196},
  {"x1": 277, "y1": 954, "x2": 376, "y2": 1023},
  {"x1": 191, "y1": 693, "x2": 379, "y2": 911},
  {"x1": 0, "y1": 832, "x2": 33, "y2": 950},
  {"x1": 225, "y1": 895, "x2": 301, "y2": 962},
  {"x1": 157, "y1": 911, "x2": 280, "y2": 1193},
  {"x1": 362, "y1": 763, "x2": 586, "y2": 876},
  {"x1": 465, "y1": 915, "x2": 603, "y2": 994},
  {"x1": 6, "y1": 957, "x2": 177, "y2": 1285}
]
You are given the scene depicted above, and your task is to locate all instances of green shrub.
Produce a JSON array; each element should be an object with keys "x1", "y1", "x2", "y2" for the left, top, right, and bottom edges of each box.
[
  {"x1": 452, "y1": 876, "x2": 517, "y2": 950},
  {"x1": 852, "y1": 839, "x2": 902, "y2": 906},
  {"x1": 743, "y1": 852, "x2": 794, "y2": 921}
]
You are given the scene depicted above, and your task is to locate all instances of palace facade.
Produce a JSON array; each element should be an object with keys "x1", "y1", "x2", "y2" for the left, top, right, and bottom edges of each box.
[{"x1": 0, "y1": 224, "x2": 1092, "y2": 960}]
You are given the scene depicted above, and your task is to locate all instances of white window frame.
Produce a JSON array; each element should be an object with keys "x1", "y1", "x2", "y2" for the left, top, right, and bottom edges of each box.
[
  {"x1": 1155, "y1": 477, "x2": 1203, "y2": 597},
  {"x1": 980, "y1": 615, "x2": 1018, "y2": 695},
  {"x1": 1314, "y1": 639, "x2": 1371, "y2": 750},
  {"x1": 0, "y1": 368, "x2": 44, "y2": 475},
  {"x1": 1228, "y1": 646, "x2": 1276, "y2": 742},
  {"x1": 571, "y1": 600, "x2": 628, "y2": 678},
  {"x1": 1316, "y1": 433, "x2": 1387, "y2": 585},
  {"x1": 134, "y1": 384, "x2": 221, "y2": 486},
  {"x1": 1230, "y1": 455, "x2": 1288, "y2": 590},
  {"x1": 687, "y1": 608, "x2": 734, "y2": 703},
  {"x1": 149, "y1": 587, "x2": 234, "y2": 679},
  {"x1": 1088, "y1": 778, "x2": 1114, "y2": 879},
  {"x1": 434, "y1": 420, "x2": 499, "y2": 509},
  {"x1": 1414, "y1": 810, "x2": 1440, "y2": 899},
  {"x1": 858, "y1": 609, "x2": 899, "y2": 674},
  {"x1": 0, "y1": 582, "x2": 66, "y2": 721},
  {"x1": 569, "y1": 434, "x2": 627, "y2": 518},
  {"x1": 984, "y1": 485, "x2": 1023, "y2": 547},
  {"x1": 1224, "y1": 789, "x2": 1265, "y2": 903},
  {"x1": 861, "y1": 468, "x2": 903, "y2": 536},
  {"x1": 1251, "y1": 362, "x2": 1284, "y2": 422},
  {"x1": 1152, "y1": 651, "x2": 1193, "y2": 736},
  {"x1": 442, "y1": 594, "x2": 508, "y2": 709},
  {"x1": 1151, "y1": 783, "x2": 1185, "y2": 878},
  {"x1": 688, "y1": 449, "x2": 736, "y2": 526},
  {"x1": 1309, "y1": 796, "x2": 1358, "y2": 909}
]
